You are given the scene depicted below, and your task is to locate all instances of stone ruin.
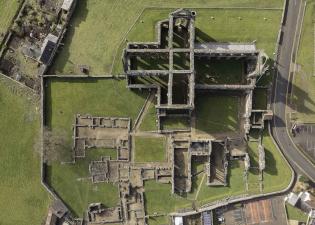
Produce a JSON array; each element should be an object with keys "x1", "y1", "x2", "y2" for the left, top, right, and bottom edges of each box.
[
  {"x1": 73, "y1": 114, "x2": 131, "y2": 161},
  {"x1": 87, "y1": 203, "x2": 123, "y2": 224},
  {"x1": 171, "y1": 137, "x2": 229, "y2": 195},
  {"x1": 122, "y1": 8, "x2": 272, "y2": 135}
]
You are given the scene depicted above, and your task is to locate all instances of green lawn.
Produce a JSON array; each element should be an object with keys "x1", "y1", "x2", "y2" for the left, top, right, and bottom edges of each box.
[
  {"x1": 47, "y1": 148, "x2": 118, "y2": 217},
  {"x1": 135, "y1": 137, "x2": 166, "y2": 162},
  {"x1": 0, "y1": 0, "x2": 20, "y2": 42},
  {"x1": 286, "y1": 203, "x2": 308, "y2": 223},
  {"x1": 45, "y1": 78, "x2": 147, "y2": 216},
  {"x1": 139, "y1": 99, "x2": 158, "y2": 131},
  {"x1": 262, "y1": 130, "x2": 292, "y2": 193},
  {"x1": 195, "y1": 95, "x2": 239, "y2": 134},
  {"x1": 292, "y1": 1, "x2": 315, "y2": 122},
  {"x1": 247, "y1": 130, "x2": 292, "y2": 194},
  {"x1": 196, "y1": 59, "x2": 245, "y2": 85},
  {"x1": 0, "y1": 75, "x2": 50, "y2": 225},
  {"x1": 45, "y1": 77, "x2": 147, "y2": 160},
  {"x1": 253, "y1": 88, "x2": 268, "y2": 109},
  {"x1": 161, "y1": 117, "x2": 190, "y2": 131},
  {"x1": 49, "y1": 0, "x2": 283, "y2": 75}
]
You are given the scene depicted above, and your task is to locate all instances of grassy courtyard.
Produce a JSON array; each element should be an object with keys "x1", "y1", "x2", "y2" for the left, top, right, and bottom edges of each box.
[
  {"x1": 139, "y1": 98, "x2": 157, "y2": 131},
  {"x1": 45, "y1": 77, "x2": 147, "y2": 160},
  {"x1": 195, "y1": 95, "x2": 239, "y2": 134},
  {"x1": 0, "y1": 75, "x2": 50, "y2": 225},
  {"x1": 196, "y1": 59, "x2": 245, "y2": 85},
  {"x1": 0, "y1": 0, "x2": 20, "y2": 42},
  {"x1": 49, "y1": 0, "x2": 283, "y2": 75},
  {"x1": 45, "y1": 77, "x2": 147, "y2": 216},
  {"x1": 47, "y1": 148, "x2": 118, "y2": 217},
  {"x1": 292, "y1": 1, "x2": 315, "y2": 122},
  {"x1": 286, "y1": 203, "x2": 308, "y2": 223},
  {"x1": 135, "y1": 137, "x2": 166, "y2": 162}
]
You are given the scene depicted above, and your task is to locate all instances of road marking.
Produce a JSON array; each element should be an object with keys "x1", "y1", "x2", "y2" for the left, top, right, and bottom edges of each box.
[
  {"x1": 314, "y1": 23, "x2": 315, "y2": 76},
  {"x1": 285, "y1": 0, "x2": 315, "y2": 169},
  {"x1": 273, "y1": 0, "x2": 314, "y2": 180}
]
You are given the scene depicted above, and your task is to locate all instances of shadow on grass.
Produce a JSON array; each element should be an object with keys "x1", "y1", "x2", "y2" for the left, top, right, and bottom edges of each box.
[
  {"x1": 271, "y1": 58, "x2": 315, "y2": 121},
  {"x1": 263, "y1": 147, "x2": 278, "y2": 176},
  {"x1": 194, "y1": 91, "x2": 241, "y2": 135},
  {"x1": 195, "y1": 27, "x2": 217, "y2": 43}
]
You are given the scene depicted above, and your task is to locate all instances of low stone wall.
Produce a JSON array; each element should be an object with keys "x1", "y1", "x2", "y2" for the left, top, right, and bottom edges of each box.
[{"x1": 273, "y1": 0, "x2": 288, "y2": 65}]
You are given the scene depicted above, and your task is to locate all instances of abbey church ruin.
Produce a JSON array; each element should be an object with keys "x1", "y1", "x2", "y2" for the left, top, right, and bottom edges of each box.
[{"x1": 123, "y1": 9, "x2": 271, "y2": 135}]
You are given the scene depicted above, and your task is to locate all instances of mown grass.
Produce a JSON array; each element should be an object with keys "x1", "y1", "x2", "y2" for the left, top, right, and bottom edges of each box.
[
  {"x1": 47, "y1": 148, "x2": 119, "y2": 217},
  {"x1": 262, "y1": 130, "x2": 292, "y2": 193},
  {"x1": 49, "y1": 0, "x2": 283, "y2": 75},
  {"x1": 139, "y1": 99, "x2": 157, "y2": 131},
  {"x1": 0, "y1": 0, "x2": 20, "y2": 42},
  {"x1": 195, "y1": 95, "x2": 239, "y2": 134},
  {"x1": 0, "y1": 75, "x2": 50, "y2": 225},
  {"x1": 196, "y1": 59, "x2": 244, "y2": 85},
  {"x1": 161, "y1": 117, "x2": 190, "y2": 130},
  {"x1": 135, "y1": 137, "x2": 166, "y2": 162},
  {"x1": 292, "y1": 1, "x2": 315, "y2": 122},
  {"x1": 285, "y1": 203, "x2": 308, "y2": 223},
  {"x1": 45, "y1": 77, "x2": 147, "y2": 160},
  {"x1": 247, "y1": 129, "x2": 292, "y2": 194},
  {"x1": 45, "y1": 78, "x2": 147, "y2": 216}
]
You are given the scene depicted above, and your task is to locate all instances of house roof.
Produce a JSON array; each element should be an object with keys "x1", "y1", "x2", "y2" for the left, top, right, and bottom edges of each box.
[
  {"x1": 287, "y1": 192, "x2": 300, "y2": 206},
  {"x1": 39, "y1": 34, "x2": 58, "y2": 65},
  {"x1": 174, "y1": 217, "x2": 183, "y2": 225},
  {"x1": 61, "y1": 0, "x2": 74, "y2": 11}
]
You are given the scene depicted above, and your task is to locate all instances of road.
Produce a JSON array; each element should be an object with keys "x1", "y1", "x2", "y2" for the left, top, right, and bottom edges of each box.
[{"x1": 271, "y1": 0, "x2": 315, "y2": 182}]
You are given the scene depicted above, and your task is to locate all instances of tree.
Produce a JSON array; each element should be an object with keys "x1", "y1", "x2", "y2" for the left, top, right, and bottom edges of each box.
[{"x1": 42, "y1": 127, "x2": 68, "y2": 164}]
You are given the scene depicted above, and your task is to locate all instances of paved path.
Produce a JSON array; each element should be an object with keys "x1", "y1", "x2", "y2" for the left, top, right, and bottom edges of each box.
[{"x1": 271, "y1": 0, "x2": 315, "y2": 181}]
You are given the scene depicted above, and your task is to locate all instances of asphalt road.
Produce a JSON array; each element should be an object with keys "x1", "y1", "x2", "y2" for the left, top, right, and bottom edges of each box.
[{"x1": 271, "y1": 0, "x2": 315, "y2": 182}]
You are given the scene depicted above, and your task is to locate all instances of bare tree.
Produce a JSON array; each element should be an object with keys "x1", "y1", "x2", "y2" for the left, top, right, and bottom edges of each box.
[{"x1": 42, "y1": 127, "x2": 68, "y2": 164}]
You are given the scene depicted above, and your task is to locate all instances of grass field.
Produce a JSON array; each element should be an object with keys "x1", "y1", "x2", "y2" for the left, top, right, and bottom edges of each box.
[
  {"x1": 292, "y1": 1, "x2": 315, "y2": 122},
  {"x1": 0, "y1": 0, "x2": 20, "y2": 42},
  {"x1": 285, "y1": 203, "x2": 308, "y2": 223},
  {"x1": 247, "y1": 130, "x2": 292, "y2": 194},
  {"x1": 47, "y1": 148, "x2": 118, "y2": 217},
  {"x1": 195, "y1": 95, "x2": 239, "y2": 134},
  {"x1": 196, "y1": 59, "x2": 244, "y2": 85},
  {"x1": 49, "y1": 0, "x2": 283, "y2": 75},
  {"x1": 135, "y1": 137, "x2": 166, "y2": 162},
  {"x1": 139, "y1": 99, "x2": 157, "y2": 131},
  {"x1": 45, "y1": 77, "x2": 147, "y2": 216},
  {"x1": 45, "y1": 77, "x2": 147, "y2": 160},
  {"x1": 0, "y1": 75, "x2": 50, "y2": 225},
  {"x1": 161, "y1": 117, "x2": 190, "y2": 130}
]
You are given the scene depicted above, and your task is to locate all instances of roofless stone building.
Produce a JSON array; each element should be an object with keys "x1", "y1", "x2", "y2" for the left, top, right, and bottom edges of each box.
[{"x1": 123, "y1": 8, "x2": 271, "y2": 135}]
